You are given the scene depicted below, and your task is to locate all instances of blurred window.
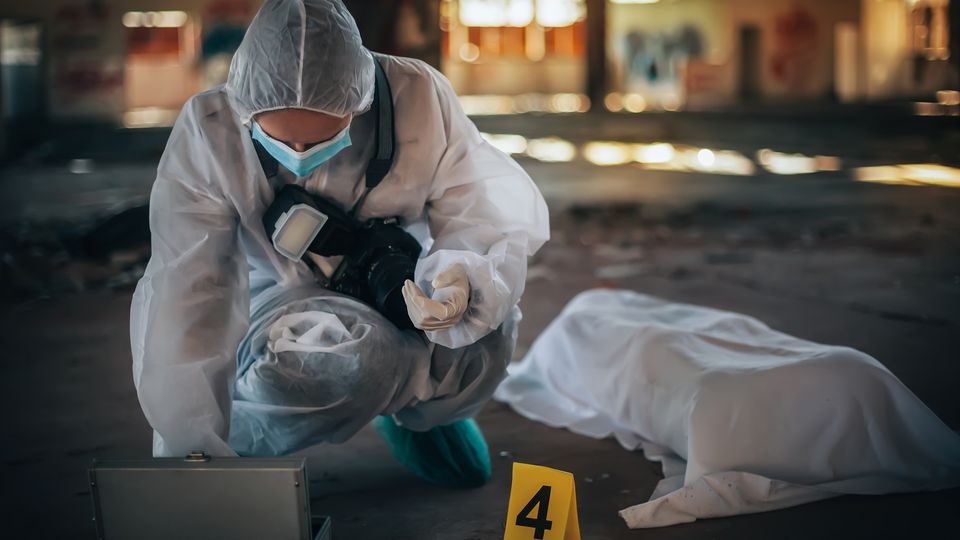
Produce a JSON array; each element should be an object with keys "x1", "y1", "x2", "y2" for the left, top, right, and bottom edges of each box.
[
  {"x1": 443, "y1": 0, "x2": 586, "y2": 61},
  {"x1": 1, "y1": 20, "x2": 45, "y2": 120},
  {"x1": 123, "y1": 11, "x2": 190, "y2": 59},
  {"x1": 1, "y1": 20, "x2": 41, "y2": 66},
  {"x1": 911, "y1": 0, "x2": 950, "y2": 60},
  {"x1": 127, "y1": 27, "x2": 181, "y2": 58},
  {"x1": 122, "y1": 11, "x2": 198, "y2": 119}
]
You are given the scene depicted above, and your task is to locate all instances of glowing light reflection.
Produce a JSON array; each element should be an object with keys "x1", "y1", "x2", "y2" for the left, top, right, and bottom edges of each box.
[
  {"x1": 535, "y1": 0, "x2": 586, "y2": 27},
  {"x1": 633, "y1": 143, "x2": 675, "y2": 164},
  {"x1": 526, "y1": 137, "x2": 577, "y2": 162},
  {"x1": 623, "y1": 93, "x2": 647, "y2": 113},
  {"x1": 459, "y1": 43, "x2": 481, "y2": 62},
  {"x1": 480, "y1": 132, "x2": 528, "y2": 155},
  {"x1": 459, "y1": 0, "x2": 533, "y2": 27},
  {"x1": 758, "y1": 149, "x2": 843, "y2": 175},
  {"x1": 583, "y1": 142, "x2": 634, "y2": 166},
  {"x1": 458, "y1": 95, "x2": 516, "y2": 115},
  {"x1": 122, "y1": 11, "x2": 188, "y2": 28},
  {"x1": 122, "y1": 107, "x2": 179, "y2": 128},
  {"x1": 459, "y1": 93, "x2": 590, "y2": 115},
  {"x1": 696, "y1": 148, "x2": 716, "y2": 167},
  {"x1": 477, "y1": 133, "x2": 960, "y2": 187},
  {"x1": 551, "y1": 93, "x2": 585, "y2": 113},
  {"x1": 937, "y1": 90, "x2": 960, "y2": 106},
  {"x1": 458, "y1": 0, "x2": 585, "y2": 27},
  {"x1": 604, "y1": 93, "x2": 624, "y2": 112},
  {"x1": 855, "y1": 164, "x2": 960, "y2": 188}
]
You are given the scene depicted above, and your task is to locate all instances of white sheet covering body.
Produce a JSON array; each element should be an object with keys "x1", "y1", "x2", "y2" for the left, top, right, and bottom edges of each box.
[{"x1": 494, "y1": 289, "x2": 960, "y2": 528}]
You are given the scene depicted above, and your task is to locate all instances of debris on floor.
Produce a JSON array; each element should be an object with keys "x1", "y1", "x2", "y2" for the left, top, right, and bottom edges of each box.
[{"x1": 0, "y1": 205, "x2": 151, "y2": 298}]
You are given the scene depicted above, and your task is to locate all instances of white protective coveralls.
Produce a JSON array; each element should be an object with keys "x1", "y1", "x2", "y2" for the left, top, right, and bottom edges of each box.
[
  {"x1": 130, "y1": 0, "x2": 549, "y2": 457},
  {"x1": 495, "y1": 289, "x2": 960, "y2": 528}
]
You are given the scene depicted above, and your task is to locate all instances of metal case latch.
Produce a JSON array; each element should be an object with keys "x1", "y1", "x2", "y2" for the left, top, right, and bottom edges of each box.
[{"x1": 184, "y1": 451, "x2": 211, "y2": 463}]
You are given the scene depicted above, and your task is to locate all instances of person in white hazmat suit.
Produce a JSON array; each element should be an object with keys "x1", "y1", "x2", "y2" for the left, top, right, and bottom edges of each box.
[{"x1": 130, "y1": 0, "x2": 548, "y2": 488}]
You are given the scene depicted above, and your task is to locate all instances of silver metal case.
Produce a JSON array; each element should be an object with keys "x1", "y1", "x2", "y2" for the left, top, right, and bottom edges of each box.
[{"x1": 89, "y1": 455, "x2": 331, "y2": 540}]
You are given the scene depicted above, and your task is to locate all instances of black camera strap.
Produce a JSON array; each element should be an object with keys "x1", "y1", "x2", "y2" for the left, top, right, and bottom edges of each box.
[
  {"x1": 352, "y1": 57, "x2": 396, "y2": 218},
  {"x1": 252, "y1": 56, "x2": 396, "y2": 216},
  {"x1": 365, "y1": 58, "x2": 396, "y2": 191}
]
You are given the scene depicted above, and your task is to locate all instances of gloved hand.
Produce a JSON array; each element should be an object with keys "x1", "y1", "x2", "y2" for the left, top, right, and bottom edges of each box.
[{"x1": 402, "y1": 264, "x2": 470, "y2": 331}]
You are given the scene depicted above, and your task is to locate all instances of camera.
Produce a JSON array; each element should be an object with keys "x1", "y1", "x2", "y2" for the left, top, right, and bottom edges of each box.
[{"x1": 263, "y1": 184, "x2": 422, "y2": 329}]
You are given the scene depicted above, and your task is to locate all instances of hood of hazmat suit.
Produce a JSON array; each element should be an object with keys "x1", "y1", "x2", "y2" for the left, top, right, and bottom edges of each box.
[
  {"x1": 130, "y1": 0, "x2": 549, "y2": 457},
  {"x1": 225, "y1": 0, "x2": 374, "y2": 122}
]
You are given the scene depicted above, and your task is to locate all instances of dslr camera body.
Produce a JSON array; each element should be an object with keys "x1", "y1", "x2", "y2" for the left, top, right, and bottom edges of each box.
[{"x1": 263, "y1": 184, "x2": 422, "y2": 329}]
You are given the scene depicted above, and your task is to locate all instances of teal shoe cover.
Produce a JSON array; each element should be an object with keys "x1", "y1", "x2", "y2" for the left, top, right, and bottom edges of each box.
[{"x1": 372, "y1": 416, "x2": 492, "y2": 489}]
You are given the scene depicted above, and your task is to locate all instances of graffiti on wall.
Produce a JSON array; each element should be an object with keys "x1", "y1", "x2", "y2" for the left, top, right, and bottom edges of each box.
[{"x1": 769, "y1": 6, "x2": 818, "y2": 91}]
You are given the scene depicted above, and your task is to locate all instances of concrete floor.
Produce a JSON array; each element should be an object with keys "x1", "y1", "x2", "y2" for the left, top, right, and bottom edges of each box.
[{"x1": 2, "y1": 112, "x2": 959, "y2": 538}]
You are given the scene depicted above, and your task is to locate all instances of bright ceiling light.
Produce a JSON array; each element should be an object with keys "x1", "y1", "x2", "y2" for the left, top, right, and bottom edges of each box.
[
  {"x1": 460, "y1": 0, "x2": 533, "y2": 27},
  {"x1": 507, "y1": 0, "x2": 535, "y2": 26},
  {"x1": 536, "y1": 0, "x2": 586, "y2": 27},
  {"x1": 122, "y1": 11, "x2": 188, "y2": 28}
]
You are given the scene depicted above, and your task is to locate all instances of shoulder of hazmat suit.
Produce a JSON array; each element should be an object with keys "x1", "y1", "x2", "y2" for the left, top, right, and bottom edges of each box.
[{"x1": 131, "y1": 0, "x2": 549, "y2": 457}]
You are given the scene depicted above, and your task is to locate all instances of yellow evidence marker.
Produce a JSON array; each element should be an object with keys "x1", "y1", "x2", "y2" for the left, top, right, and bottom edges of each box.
[{"x1": 503, "y1": 462, "x2": 581, "y2": 540}]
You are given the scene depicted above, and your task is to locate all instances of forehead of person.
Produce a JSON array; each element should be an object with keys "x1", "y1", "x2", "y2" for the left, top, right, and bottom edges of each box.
[
  {"x1": 226, "y1": 0, "x2": 375, "y2": 147},
  {"x1": 256, "y1": 108, "x2": 352, "y2": 151}
]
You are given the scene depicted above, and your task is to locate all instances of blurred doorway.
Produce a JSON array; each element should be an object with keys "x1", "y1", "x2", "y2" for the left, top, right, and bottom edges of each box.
[
  {"x1": 440, "y1": 0, "x2": 590, "y2": 113},
  {"x1": 1, "y1": 19, "x2": 45, "y2": 120},
  {"x1": 1, "y1": 19, "x2": 46, "y2": 157},
  {"x1": 738, "y1": 25, "x2": 761, "y2": 102},
  {"x1": 122, "y1": 11, "x2": 199, "y2": 127}
]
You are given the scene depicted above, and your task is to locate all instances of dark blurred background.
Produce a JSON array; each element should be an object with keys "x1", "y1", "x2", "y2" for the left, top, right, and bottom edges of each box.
[
  {"x1": 1, "y1": 1, "x2": 959, "y2": 539},
  {"x1": 0, "y1": 0, "x2": 957, "y2": 157}
]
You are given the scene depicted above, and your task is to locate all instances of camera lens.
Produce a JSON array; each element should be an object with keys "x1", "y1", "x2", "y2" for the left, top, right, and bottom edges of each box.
[{"x1": 367, "y1": 250, "x2": 417, "y2": 329}]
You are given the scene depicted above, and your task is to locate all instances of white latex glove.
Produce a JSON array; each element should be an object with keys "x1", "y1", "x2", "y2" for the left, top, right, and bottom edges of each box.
[{"x1": 402, "y1": 264, "x2": 470, "y2": 331}]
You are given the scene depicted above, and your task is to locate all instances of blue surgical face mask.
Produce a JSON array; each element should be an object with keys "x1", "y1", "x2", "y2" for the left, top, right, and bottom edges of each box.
[{"x1": 251, "y1": 120, "x2": 352, "y2": 177}]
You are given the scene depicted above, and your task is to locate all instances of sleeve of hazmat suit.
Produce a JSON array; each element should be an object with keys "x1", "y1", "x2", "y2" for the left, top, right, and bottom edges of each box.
[
  {"x1": 412, "y1": 68, "x2": 550, "y2": 349},
  {"x1": 130, "y1": 102, "x2": 250, "y2": 457}
]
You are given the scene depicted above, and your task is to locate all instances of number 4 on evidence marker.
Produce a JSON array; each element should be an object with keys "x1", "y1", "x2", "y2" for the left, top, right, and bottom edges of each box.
[{"x1": 504, "y1": 463, "x2": 581, "y2": 540}]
